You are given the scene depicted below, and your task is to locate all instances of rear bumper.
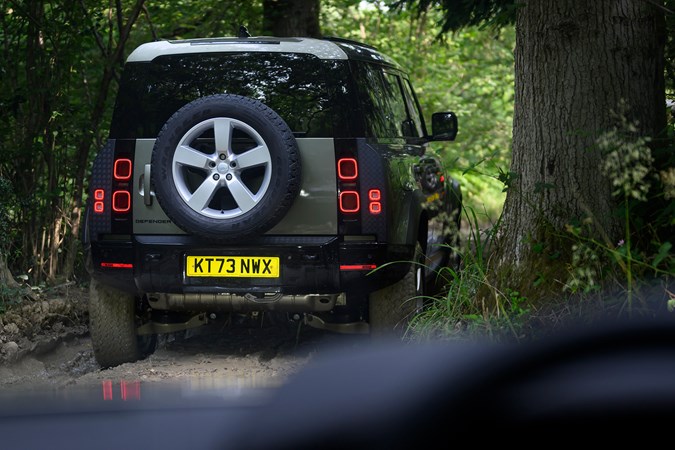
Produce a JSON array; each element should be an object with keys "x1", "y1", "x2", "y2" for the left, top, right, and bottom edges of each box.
[{"x1": 88, "y1": 235, "x2": 412, "y2": 297}]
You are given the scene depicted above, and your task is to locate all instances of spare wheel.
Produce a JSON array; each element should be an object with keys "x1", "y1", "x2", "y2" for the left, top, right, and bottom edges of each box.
[{"x1": 151, "y1": 94, "x2": 301, "y2": 241}]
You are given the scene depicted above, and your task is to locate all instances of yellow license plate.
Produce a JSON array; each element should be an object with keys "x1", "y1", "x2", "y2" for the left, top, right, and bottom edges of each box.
[{"x1": 185, "y1": 256, "x2": 280, "y2": 278}]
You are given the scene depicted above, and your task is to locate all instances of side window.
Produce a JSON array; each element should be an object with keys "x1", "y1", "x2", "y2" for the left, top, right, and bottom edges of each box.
[
  {"x1": 382, "y1": 72, "x2": 410, "y2": 137},
  {"x1": 402, "y1": 79, "x2": 426, "y2": 138},
  {"x1": 351, "y1": 62, "x2": 415, "y2": 138}
]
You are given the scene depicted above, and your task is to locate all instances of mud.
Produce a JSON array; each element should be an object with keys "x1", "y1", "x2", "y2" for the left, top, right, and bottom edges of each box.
[{"x1": 0, "y1": 286, "x2": 368, "y2": 391}]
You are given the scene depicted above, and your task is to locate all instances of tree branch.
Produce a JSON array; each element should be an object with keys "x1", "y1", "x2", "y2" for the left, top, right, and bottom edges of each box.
[
  {"x1": 142, "y1": 4, "x2": 158, "y2": 41},
  {"x1": 111, "y1": 0, "x2": 146, "y2": 67},
  {"x1": 78, "y1": 0, "x2": 106, "y2": 56},
  {"x1": 115, "y1": 0, "x2": 123, "y2": 34},
  {"x1": 641, "y1": 0, "x2": 674, "y2": 15}
]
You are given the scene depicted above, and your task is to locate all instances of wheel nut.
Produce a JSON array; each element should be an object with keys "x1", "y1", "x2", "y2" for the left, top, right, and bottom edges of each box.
[
  {"x1": 226, "y1": 173, "x2": 233, "y2": 181},
  {"x1": 209, "y1": 161, "x2": 216, "y2": 168},
  {"x1": 213, "y1": 174, "x2": 220, "y2": 180},
  {"x1": 230, "y1": 162, "x2": 237, "y2": 168},
  {"x1": 219, "y1": 153, "x2": 226, "y2": 160}
]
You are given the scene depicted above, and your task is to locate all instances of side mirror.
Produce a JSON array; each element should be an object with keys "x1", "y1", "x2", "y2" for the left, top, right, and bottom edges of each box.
[{"x1": 431, "y1": 112, "x2": 458, "y2": 141}]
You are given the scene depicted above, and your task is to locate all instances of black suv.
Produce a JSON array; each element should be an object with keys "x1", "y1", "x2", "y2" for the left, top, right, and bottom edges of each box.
[{"x1": 84, "y1": 36, "x2": 462, "y2": 367}]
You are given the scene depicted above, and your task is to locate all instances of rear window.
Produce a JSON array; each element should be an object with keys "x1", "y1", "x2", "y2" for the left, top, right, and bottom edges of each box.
[{"x1": 110, "y1": 52, "x2": 356, "y2": 139}]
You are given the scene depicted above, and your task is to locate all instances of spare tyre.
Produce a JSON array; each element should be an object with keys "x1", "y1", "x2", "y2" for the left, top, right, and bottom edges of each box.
[{"x1": 151, "y1": 94, "x2": 301, "y2": 241}]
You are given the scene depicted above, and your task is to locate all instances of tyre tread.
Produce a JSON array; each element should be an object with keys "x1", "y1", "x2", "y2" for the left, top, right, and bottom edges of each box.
[
  {"x1": 369, "y1": 243, "x2": 423, "y2": 337},
  {"x1": 89, "y1": 279, "x2": 140, "y2": 368}
]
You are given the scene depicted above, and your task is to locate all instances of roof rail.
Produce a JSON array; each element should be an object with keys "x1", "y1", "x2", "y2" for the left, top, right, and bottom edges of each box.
[{"x1": 321, "y1": 36, "x2": 378, "y2": 51}]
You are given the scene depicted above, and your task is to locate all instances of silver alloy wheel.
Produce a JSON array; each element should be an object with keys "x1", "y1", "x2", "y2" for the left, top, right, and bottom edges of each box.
[{"x1": 172, "y1": 117, "x2": 272, "y2": 219}]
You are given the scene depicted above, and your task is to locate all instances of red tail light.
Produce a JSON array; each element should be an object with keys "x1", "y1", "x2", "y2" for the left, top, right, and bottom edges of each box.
[
  {"x1": 335, "y1": 140, "x2": 386, "y2": 240},
  {"x1": 112, "y1": 191, "x2": 131, "y2": 213},
  {"x1": 339, "y1": 191, "x2": 360, "y2": 213},
  {"x1": 93, "y1": 189, "x2": 105, "y2": 214},
  {"x1": 112, "y1": 157, "x2": 132, "y2": 215},
  {"x1": 368, "y1": 189, "x2": 381, "y2": 215},
  {"x1": 340, "y1": 264, "x2": 377, "y2": 271},
  {"x1": 337, "y1": 158, "x2": 358, "y2": 180},
  {"x1": 114, "y1": 158, "x2": 133, "y2": 180},
  {"x1": 338, "y1": 156, "x2": 360, "y2": 214},
  {"x1": 100, "y1": 262, "x2": 133, "y2": 269}
]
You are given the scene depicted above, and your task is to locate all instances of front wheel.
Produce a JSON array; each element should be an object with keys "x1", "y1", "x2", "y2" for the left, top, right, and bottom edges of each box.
[
  {"x1": 89, "y1": 279, "x2": 155, "y2": 368},
  {"x1": 368, "y1": 242, "x2": 426, "y2": 337}
]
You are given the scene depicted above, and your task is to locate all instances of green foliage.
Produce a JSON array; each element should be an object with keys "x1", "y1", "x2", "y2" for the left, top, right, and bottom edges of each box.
[
  {"x1": 0, "y1": 0, "x2": 158, "y2": 282},
  {"x1": 402, "y1": 1, "x2": 675, "y2": 337},
  {"x1": 563, "y1": 110, "x2": 674, "y2": 306},
  {"x1": 665, "y1": 0, "x2": 675, "y2": 96},
  {"x1": 142, "y1": 1, "x2": 263, "y2": 40},
  {"x1": 410, "y1": 104, "x2": 674, "y2": 334},
  {"x1": 408, "y1": 205, "x2": 529, "y2": 341},
  {"x1": 0, "y1": 176, "x2": 17, "y2": 251},
  {"x1": 598, "y1": 107, "x2": 654, "y2": 202},
  {"x1": 0, "y1": 284, "x2": 23, "y2": 315},
  {"x1": 323, "y1": 1, "x2": 514, "y2": 220},
  {"x1": 394, "y1": 0, "x2": 517, "y2": 34}
]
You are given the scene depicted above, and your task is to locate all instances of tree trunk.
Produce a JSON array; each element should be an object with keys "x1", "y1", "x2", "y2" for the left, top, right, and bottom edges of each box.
[
  {"x1": 263, "y1": 0, "x2": 321, "y2": 37},
  {"x1": 0, "y1": 254, "x2": 20, "y2": 289},
  {"x1": 492, "y1": 0, "x2": 666, "y2": 299}
]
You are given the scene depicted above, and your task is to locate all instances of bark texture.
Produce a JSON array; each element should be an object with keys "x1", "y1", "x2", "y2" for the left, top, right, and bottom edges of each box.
[
  {"x1": 263, "y1": 0, "x2": 321, "y2": 37},
  {"x1": 493, "y1": 0, "x2": 666, "y2": 293}
]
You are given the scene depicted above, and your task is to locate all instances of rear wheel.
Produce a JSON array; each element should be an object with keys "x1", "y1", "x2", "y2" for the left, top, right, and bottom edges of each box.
[
  {"x1": 89, "y1": 279, "x2": 155, "y2": 368},
  {"x1": 369, "y1": 242, "x2": 425, "y2": 337}
]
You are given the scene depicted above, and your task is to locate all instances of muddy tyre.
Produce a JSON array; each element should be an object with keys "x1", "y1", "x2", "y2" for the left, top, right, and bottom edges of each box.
[
  {"x1": 369, "y1": 242, "x2": 425, "y2": 337},
  {"x1": 151, "y1": 94, "x2": 301, "y2": 241},
  {"x1": 89, "y1": 279, "x2": 153, "y2": 368}
]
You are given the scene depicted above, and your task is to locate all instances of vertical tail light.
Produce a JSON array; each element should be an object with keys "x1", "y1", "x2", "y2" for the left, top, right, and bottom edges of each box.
[
  {"x1": 336, "y1": 140, "x2": 386, "y2": 241},
  {"x1": 337, "y1": 157, "x2": 360, "y2": 214},
  {"x1": 89, "y1": 142, "x2": 135, "y2": 236},
  {"x1": 112, "y1": 157, "x2": 132, "y2": 216}
]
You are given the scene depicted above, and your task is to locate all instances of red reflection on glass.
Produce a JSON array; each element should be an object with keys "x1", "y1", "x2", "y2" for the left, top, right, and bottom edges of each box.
[
  {"x1": 120, "y1": 380, "x2": 141, "y2": 401},
  {"x1": 102, "y1": 380, "x2": 113, "y2": 401}
]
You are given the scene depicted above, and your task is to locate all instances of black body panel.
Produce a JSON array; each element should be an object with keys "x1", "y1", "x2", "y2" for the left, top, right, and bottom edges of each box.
[{"x1": 89, "y1": 236, "x2": 413, "y2": 297}]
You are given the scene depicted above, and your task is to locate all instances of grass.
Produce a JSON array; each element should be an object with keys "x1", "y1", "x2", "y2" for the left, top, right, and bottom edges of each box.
[
  {"x1": 407, "y1": 202, "x2": 674, "y2": 344},
  {"x1": 408, "y1": 111, "x2": 674, "y2": 343},
  {"x1": 408, "y1": 205, "x2": 532, "y2": 342}
]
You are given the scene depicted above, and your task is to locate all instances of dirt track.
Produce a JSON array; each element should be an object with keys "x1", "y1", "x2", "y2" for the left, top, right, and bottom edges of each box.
[{"x1": 0, "y1": 286, "x2": 368, "y2": 391}]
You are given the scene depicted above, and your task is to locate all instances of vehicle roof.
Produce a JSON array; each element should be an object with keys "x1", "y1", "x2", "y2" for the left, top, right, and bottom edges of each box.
[{"x1": 126, "y1": 36, "x2": 402, "y2": 70}]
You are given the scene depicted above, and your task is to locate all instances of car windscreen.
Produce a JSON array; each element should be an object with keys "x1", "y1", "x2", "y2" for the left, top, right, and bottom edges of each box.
[{"x1": 109, "y1": 52, "x2": 356, "y2": 139}]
